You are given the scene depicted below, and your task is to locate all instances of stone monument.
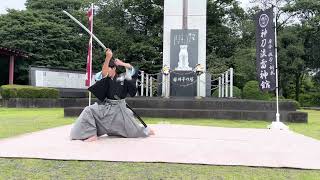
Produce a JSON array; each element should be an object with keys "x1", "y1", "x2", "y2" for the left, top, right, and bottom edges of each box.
[{"x1": 163, "y1": 0, "x2": 207, "y2": 97}]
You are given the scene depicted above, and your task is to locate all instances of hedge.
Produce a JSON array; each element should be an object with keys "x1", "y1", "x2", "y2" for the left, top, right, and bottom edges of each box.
[
  {"x1": 299, "y1": 92, "x2": 320, "y2": 107},
  {"x1": 0, "y1": 85, "x2": 59, "y2": 99},
  {"x1": 212, "y1": 86, "x2": 242, "y2": 98},
  {"x1": 242, "y1": 81, "x2": 273, "y2": 100}
]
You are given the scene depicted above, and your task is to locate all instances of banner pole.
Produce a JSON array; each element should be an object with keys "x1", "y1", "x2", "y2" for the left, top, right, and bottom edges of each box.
[
  {"x1": 268, "y1": 1, "x2": 288, "y2": 130},
  {"x1": 274, "y1": 5, "x2": 280, "y2": 123}
]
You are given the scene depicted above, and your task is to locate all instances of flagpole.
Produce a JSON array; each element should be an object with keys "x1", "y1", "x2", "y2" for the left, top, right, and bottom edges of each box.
[
  {"x1": 88, "y1": 3, "x2": 93, "y2": 106},
  {"x1": 268, "y1": 0, "x2": 288, "y2": 130},
  {"x1": 273, "y1": 1, "x2": 279, "y2": 122}
]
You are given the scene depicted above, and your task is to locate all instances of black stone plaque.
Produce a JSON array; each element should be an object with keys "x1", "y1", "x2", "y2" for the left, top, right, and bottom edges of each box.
[{"x1": 170, "y1": 71, "x2": 197, "y2": 96}]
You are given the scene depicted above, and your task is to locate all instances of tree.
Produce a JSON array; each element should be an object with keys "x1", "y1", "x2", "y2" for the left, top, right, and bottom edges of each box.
[
  {"x1": 232, "y1": 48, "x2": 257, "y2": 89},
  {"x1": 280, "y1": 0, "x2": 320, "y2": 100},
  {"x1": 94, "y1": 0, "x2": 164, "y2": 74},
  {"x1": 0, "y1": 0, "x2": 106, "y2": 85},
  {"x1": 0, "y1": 9, "x2": 87, "y2": 84},
  {"x1": 250, "y1": 0, "x2": 298, "y2": 30},
  {"x1": 284, "y1": 0, "x2": 320, "y2": 70},
  {"x1": 278, "y1": 26, "x2": 305, "y2": 100},
  {"x1": 206, "y1": 0, "x2": 246, "y2": 75},
  {"x1": 1, "y1": 0, "x2": 280, "y2": 89}
]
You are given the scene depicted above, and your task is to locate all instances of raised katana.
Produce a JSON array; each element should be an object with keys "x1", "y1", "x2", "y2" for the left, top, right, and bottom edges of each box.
[
  {"x1": 62, "y1": 10, "x2": 107, "y2": 51},
  {"x1": 63, "y1": 10, "x2": 135, "y2": 78}
]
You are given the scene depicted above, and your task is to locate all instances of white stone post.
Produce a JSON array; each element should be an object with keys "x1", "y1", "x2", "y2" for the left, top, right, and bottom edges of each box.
[
  {"x1": 225, "y1": 70, "x2": 229, "y2": 98},
  {"x1": 218, "y1": 77, "x2": 221, "y2": 98},
  {"x1": 136, "y1": 80, "x2": 139, "y2": 96},
  {"x1": 221, "y1": 74, "x2": 225, "y2": 98},
  {"x1": 164, "y1": 74, "x2": 170, "y2": 98},
  {"x1": 150, "y1": 76, "x2": 153, "y2": 97},
  {"x1": 141, "y1": 71, "x2": 144, "y2": 96},
  {"x1": 230, "y1": 68, "x2": 233, "y2": 98},
  {"x1": 146, "y1": 74, "x2": 149, "y2": 97},
  {"x1": 197, "y1": 74, "x2": 201, "y2": 98}
]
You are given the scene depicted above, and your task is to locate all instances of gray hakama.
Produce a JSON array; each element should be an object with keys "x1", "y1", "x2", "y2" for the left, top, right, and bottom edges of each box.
[{"x1": 70, "y1": 99, "x2": 149, "y2": 140}]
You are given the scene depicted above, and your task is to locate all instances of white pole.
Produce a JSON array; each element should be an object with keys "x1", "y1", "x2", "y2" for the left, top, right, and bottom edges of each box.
[
  {"x1": 274, "y1": 3, "x2": 280, "y2": 123},
  {"x1": 197, "y1": 74, "x2": 201, "y2": 98},
  {"x1": 150, "y1": 76, "x2": 153, "y2": 97},
  {"x1": 136, "y1": 80, "x2": 139, "y2": 96},
  {"x1": 268, "y1": 1, "x2": 288, "y2": 130},
  {"x1": 88, "y1": 93, "x2": 92, "y2": 106},
  {"x1": 167, "y1": 73, "x2": 171, "y2": 98},
  {"x1": 62, "y1": 10, "x2": 107, "y2": 51},
  {"x1": 218, "y1": 77, "x2": 221, "y2": 98},
  {"x1": 165, "y1": 74, "x2": 170, "y2": 98},
  {"x1": 230, "y1": 68, "x2": 234, "y2": 98},
  {"x1": 146, "y1": 74, "x2": 149, "y2": 96},
  {"x1": 225, "y1": 70, "x2": 229, "y2": 98},
  {"x1": 164, "y1": 74, "x2": 167, "y2": 97},
  {"x1": 221, "y1": 74, "x2": 225, "y2": 98},
  {"x1": 141, "y1": 71, "x2": 144, "y2": 96}
]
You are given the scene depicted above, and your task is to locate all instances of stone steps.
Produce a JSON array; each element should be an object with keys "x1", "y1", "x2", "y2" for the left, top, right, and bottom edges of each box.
[
  {"x1": 1, "y1": 97, "x2": 297, "y2": 112},
  {"x1": 64, "y1": 107, "x2": 307, "y2": 123},
  {"x1": 60, "y1": 97, "x2": 297, "y2": 111},
  {"x1": 125, "y1": 98, "x2": 297, "y2": 111},
  {"x1": 0, "y1": 97, "x2": 307, "y2": 123}
]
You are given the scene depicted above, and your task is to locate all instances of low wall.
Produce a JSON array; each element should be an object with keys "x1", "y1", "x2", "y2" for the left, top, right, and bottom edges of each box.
[{"x1": 0, "y1": 97, "x2": 307, "y2": 123}]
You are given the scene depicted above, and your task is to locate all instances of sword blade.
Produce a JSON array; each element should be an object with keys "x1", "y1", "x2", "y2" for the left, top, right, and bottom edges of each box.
[{"x1": 62, "y1": 10, "x2": 107, "y2": 50}]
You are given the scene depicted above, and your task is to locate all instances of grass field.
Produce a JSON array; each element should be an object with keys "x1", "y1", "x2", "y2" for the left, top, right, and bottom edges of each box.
[
  {"x1": 0, "y1": 108, "x2": 73, "y2": 139},
  {"x1": 0, "y1": 108, "x2": 319, "y2": 179}
]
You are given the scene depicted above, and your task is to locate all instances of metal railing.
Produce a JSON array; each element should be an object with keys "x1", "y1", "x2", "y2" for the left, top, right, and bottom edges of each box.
[{"x1": 135, "y1": 68, "x2": 234, "y2": 98}]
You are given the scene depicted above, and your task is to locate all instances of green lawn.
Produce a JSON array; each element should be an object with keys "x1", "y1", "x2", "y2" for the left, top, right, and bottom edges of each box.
[
  {"x1": 0, "y1": 108, "x2": 73, "y2": 139},
  {"x1": 0, "y1": 108, "x2": 319, "y2": 179}
]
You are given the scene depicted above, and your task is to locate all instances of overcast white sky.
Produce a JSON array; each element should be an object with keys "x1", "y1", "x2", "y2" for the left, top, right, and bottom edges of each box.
[
  {"x1": 0, "y1": 0, "x2": 254, "y2": 14},
  {"x1": 0, "y1": 0, "x2": 26, "y2": 14}
]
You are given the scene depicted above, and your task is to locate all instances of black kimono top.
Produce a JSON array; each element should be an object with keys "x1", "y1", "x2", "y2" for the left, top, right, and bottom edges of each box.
[{"x1": 88, "y1": 70, "x2": 138, "y2": 101}]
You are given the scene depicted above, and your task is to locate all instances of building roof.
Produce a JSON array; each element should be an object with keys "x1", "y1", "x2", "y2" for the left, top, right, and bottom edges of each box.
[{"x1": 0, "y1": 46, "x2": 29, "y2": 58}]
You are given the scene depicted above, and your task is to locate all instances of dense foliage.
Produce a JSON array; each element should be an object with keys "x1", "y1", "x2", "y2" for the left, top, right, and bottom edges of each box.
[
  {"x1": 0, "y1": 0, "x2": 319, "y2": 105},
  {"x1": 242, "y1": 81, "x2": 272, "y2": 100}
]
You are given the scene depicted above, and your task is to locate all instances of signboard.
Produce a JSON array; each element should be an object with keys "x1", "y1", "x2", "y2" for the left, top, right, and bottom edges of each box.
[
  {"x1": 30, "y1": 67, "x2": 94, "y2": 89},
  {"x1": 255, "y1": 8, "x2": 276, "y2": 91}
]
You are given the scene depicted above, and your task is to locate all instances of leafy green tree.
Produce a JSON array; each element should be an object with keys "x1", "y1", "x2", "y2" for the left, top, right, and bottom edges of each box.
[
  {"x1": 280, "y1": 0, "x2": 320, "y2": 100},
  {"x1": 242, "y1": 80, "x2": 272, "y2": 100},
  {"x1": 25, "y1": 0, "x2": 83, "y2": 11},
  {"x1": 206, "y1": 0, "x2": 245, "y2": 75},
  {"x1": 278, "y1": 26, "x2": 306, "y2": 100},
  {"x1": 285, "y1": 0, "x2": 320, "y2": 70},
  {"x1": 231, "y1": 48, "x2": 256, "y2": 89},
  {"x1": 83, "y1": 0, "x2": 163, "y2": 74},
  {"x1": 0, "y1": 10, "x2": 86, "y2": 84},
  {"x1": 0, "y1": 0, "x2": 101, "y2": 84}
]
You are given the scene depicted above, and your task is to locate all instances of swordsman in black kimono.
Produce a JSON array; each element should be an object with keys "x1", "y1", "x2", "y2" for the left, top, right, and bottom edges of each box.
[{"x1": 70, "y1": 49, "x2": 155, "y2": 142}]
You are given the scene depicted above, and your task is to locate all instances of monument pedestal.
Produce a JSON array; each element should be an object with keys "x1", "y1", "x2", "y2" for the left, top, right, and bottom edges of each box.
[{"x1": 170, "y1": 71, "x2": 197, "y2": 97}]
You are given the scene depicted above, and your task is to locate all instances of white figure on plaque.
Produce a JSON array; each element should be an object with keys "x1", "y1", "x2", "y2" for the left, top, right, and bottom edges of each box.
[{"x1": 176, "y1": 45, "x2": 192, "y2": 70}]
